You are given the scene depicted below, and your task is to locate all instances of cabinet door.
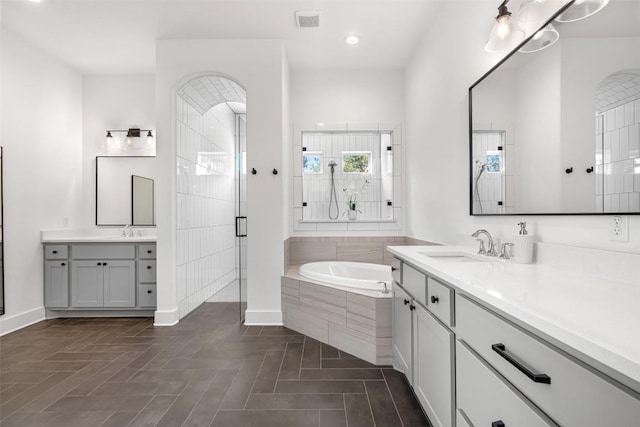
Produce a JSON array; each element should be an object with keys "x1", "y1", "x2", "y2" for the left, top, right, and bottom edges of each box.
[
  {"x1": 44, "y1": 261, "x2": 69, "y2": 308},
  {"x1": 103, "y1": 261, "x2": 135, "y2": 307},
  {"x1": 413, "y1": 303, "x2": 454, "y2": 427},
  {"x1": 392, "y1": 284, "x2": 413, "y2": 382},
  {"x1": 71, "y1": 261, "x2": 103, "y2": 307}
]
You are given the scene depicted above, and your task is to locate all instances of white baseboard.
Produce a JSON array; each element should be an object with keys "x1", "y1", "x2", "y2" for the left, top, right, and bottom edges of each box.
[
  {"x1": 244, "y1": 309, "x2": 283, "y2": 325},
  {"x1": 0, "y1": 307, "x2": 46, "y2": 336},
  {"x1": 153, "y1": 308, "x2": 179, "y2": 326}
]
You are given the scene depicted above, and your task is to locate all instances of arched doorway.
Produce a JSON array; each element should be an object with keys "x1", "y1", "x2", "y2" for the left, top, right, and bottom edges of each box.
[{"x1": 174, "y1": 75, "x2": 247, "y2": 321}]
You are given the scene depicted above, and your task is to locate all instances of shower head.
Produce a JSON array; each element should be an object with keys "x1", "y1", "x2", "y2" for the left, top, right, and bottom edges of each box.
[{"x1": 328, "y1": 160, "x2": 337, "y2": 168}]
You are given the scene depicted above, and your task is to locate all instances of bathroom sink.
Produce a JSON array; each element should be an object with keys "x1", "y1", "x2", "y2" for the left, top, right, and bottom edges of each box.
[{"x1": 419, "y1": 252, "x2": 498, "y2": 263}]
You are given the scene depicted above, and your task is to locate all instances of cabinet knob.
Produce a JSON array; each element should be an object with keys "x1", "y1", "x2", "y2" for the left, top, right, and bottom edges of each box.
[
  {"x1": 147, "y1": 290, "x2": 152, "y2": 294},
  {"x1": 391, "y1": 267, "x2": 397, "y2": 271},
  {"x1": 403, "y1": 299, "x2": 410, "y2": 305},
  {"x1": 492, "y1": 422, "x2": 505, "y2": 427},
  {"x1": 430, "y1": 296, "x2": 439, "y2": 304},
  {"x1": 147, "y1": 266, "x2": 152, "y2": 269},
  {"x1": 409, "y1": 304, "x2": 416, "y2": 311},
  {"x1": 103, "y1": 262, "x2": 108, "y2": 266},
  {"x1": 147, "y1": 250, "x2": 152, "y2": 254},
  {"x1": 61, "y1": 263, "x2": 66, "y2": 266},
  {"x1": 97, "y1": 262, "x2": 102, "y2": 266},
  {"x1": 52, "y1": 250, "x2": 58, "y2": 254}
]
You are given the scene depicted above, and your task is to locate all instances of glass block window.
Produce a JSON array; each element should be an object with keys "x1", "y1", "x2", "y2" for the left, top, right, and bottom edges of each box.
[
  {"x1": 303, "y1": 152, "x2": 323, "y2": 174},
  {"x1": 342, "y1": 151, "x2": 371, "y2": 173}
]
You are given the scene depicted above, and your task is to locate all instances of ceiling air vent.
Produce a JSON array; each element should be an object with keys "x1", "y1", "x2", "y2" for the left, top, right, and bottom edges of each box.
[{"x1": 295, "y1": 11, "x2": 321, "y2": 29}]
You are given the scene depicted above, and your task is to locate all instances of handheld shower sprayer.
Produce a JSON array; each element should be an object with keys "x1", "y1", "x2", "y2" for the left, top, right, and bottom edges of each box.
[{"x1": 328, "y1": 160, "x2": 339, "y2": 220}]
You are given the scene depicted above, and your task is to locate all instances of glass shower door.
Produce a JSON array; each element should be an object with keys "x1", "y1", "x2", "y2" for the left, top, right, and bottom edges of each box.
[{"x1": 236, "y1": 115, "x2": 247, "y2": 321}]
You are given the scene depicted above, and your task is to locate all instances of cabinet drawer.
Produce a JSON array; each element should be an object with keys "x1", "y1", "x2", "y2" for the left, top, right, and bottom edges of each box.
[
  {"x1": 427, "y1": 277, "x2": 454, "y2": 326},
  {"x1": 456, "y1": 295, "x2": 640, "y2": 426},
  {"x1": 139, "y1": 244, "x2": 156, "y2": 259},
  {"x1": 138, "y1": 260, "x2": 156, "y2": 283},
  {"x1": 45, "y1": 245, "x2": 68, "y2": 260},
  {"x1": 391, "y1": 258, "x2": 401, "y2": 283},
  {"x1": 72, "y1": 244, "x2": 135, "y2": 260},
  {"x1": 457, "y1": 341, "x2": 555, "y2": 427},
  {"x1": 138, "y1": 284, "x2": 157, "y2": 307},
  {"x1": 401, "y1": 263, "x2": 426, "y2": 306}
]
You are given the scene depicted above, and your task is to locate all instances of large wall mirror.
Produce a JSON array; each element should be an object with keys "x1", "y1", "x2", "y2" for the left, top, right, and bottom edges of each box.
[
  {"x1": 470, "y1": 0, "x2": 640, "y2": 215},
  {"x1": 96, "y1": 156, "x2": 156, "y2": 226}
]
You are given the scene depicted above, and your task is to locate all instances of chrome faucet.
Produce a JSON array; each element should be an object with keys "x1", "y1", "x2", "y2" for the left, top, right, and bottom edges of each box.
[{"x1": 471, "y1": 229, "x2": 498, "y2": 257}]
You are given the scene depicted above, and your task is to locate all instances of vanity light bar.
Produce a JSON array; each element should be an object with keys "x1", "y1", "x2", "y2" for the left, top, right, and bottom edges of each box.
[{"x1": 105, "y1": 128, "x2": 153, "y2": 138}]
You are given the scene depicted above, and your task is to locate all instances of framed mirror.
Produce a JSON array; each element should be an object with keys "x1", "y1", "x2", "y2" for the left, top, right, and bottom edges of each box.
[
  {"x1": 96, "y1": 156, "x2": 156, "y2": 226},
  {"x1": 470, "y1": 0, "x2": 640, "y2": 215},
  {"x1": 132, "y1": 175, "x2": 154, "y2": 226}
]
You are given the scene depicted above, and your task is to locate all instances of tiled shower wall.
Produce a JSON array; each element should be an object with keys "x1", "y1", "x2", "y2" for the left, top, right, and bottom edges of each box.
[
  {"x1": 596, "y1": 98, "x2": 640, "y2": 212},
  {"x1": 300, "y1": 133, "x2": 393, "y2": 220},
  {"x1": 176, "y1": 97, "x2": 237, "y2": 318}
]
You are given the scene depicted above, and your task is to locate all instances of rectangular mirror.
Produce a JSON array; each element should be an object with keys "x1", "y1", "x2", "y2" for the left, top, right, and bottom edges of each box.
[
  {"x1": 132, "y1": 175, "x2": 154, "y2": 226},
  {"x1": 470, "y1": 0, "x2": 640, "y2": 215},
  {"x1": 96, "y1": 156, "x2": 156, "y2": 226}
]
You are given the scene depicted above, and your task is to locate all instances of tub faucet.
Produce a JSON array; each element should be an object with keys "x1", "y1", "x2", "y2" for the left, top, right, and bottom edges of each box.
[
  {"x1": 379, "y1": 282, "x2": 389, "y2": 294},
  {"x1": 471, "y1": 229, "x2": 498, "y2": 256}
]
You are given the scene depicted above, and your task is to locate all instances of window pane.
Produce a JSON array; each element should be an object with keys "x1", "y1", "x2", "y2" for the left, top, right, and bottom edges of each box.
[
  {"x1": 303, "y1": 152, "x2": 323, "y2": 174},
  {"x1": 342, "y1": 151, "x2": 371, "y2": 173}
]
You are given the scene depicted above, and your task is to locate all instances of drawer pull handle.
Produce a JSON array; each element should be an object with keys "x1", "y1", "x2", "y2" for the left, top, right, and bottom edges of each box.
[
  {"x1": 147, "y1": 250, "x2": 152, "y2": 254},
  {"x1": 409, "y1": 304, "x2": 416, "y2": 311},
  {"x1": 430, "y1": 295, "x2": 439, "y2": 304},
  {"x1": 492, "y1": 422, "x2": 505, "y2": 427},
  {"x1": 403, "y1": 299, "x2": 410, "y2": 305},
  {"x1": 147, "y1": 290, "x2": 152, "y2": 294},
  {"x1": 391, "y1": 267, "x2": 398, "y2": 271},
  {"x1": 492, "y1": 343, "x2": 551, "y2": 384},
  {"x1": 147, "y1": 266, "x2": 152, "y2": 269},
  {"x1": 52, "y1": 250, "x2": 58, "y2": 254}
]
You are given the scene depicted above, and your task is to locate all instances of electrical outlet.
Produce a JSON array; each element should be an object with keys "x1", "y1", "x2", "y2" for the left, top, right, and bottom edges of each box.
[{"x1": 610, "y1": 216, "x2": 628, "y2": 242}]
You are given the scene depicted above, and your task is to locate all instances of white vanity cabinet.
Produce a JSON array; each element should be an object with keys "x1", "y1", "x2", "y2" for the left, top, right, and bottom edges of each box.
[
  {"x1": 44, "y1": 242, "x2": 156, "y2": 311},
  {"x1": 392, "y1": 258, "x2": 455, "y2": 427}
]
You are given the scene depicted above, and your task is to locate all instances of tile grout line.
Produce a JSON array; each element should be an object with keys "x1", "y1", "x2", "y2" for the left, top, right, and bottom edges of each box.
[
  {"x1": 178, "y1": 370, "x2": 220, "y2": 427},
  {"x1": 208, "y1": 368, "x2": 242, "y2": 427},
  {"x1": 343, "y1": 394, "x2": 349, "y2": 427},
  {"x1": 273, "y1": 342, "x2": 288, "y2": 391},
  {"x1": 381, "y1": 370, "x2": 406, "y2": 427},
  {"x1": 363, "y1": 379, "x2": 378, "y2": 427},
  {"x1": 242, "y1": 351, "x2": 268, "y2": 410}
]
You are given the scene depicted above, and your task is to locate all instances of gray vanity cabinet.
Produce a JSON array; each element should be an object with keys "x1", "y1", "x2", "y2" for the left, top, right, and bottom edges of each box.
[
  {"x1": 70, "y1": 260, "x2": 135, "y2": 307},
  {"x1": 44, "y1": 242, "x2": 155, "y2": 311},
  {"x1": 392, "y1": 284, "x2": 413, "y2": 381},
  {"x1": 44, "y1": 261, "x2": 69, "y2": 308}
]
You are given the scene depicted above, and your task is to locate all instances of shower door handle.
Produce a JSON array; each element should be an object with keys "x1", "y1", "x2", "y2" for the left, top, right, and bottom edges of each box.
[{"x1": 235, "y1": 216, "x2": 247, "y2": 237}]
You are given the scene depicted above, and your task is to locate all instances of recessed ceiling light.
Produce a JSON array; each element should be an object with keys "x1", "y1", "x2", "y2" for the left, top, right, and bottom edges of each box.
[{"x1": 345, "y1": 35, "x2": 359, "y2": 45}]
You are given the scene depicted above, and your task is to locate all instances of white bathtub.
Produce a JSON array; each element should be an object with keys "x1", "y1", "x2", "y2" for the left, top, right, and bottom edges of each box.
[{"x1": 297, "y1": 261, "x2": 392, "y2": 291}]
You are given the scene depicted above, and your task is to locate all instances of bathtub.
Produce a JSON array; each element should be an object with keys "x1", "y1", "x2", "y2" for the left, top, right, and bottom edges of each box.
[{"x1": 297, "y1": 261, "x2": 392, "y2": 291}]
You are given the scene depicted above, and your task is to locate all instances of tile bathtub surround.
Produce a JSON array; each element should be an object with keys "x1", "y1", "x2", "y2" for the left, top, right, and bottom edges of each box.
[
  {"x1": 281, "y1": 274, "x2": 392, "y2": 366},
  {"x1": 0, "y1": 303, "x2": 429, "y2": 427},
  {"x1": 285, "y1": 236, "x2": 439, "y2": 268},
  {"x1": 176, "y1": 95, "x2": 238, "y2": 318}
]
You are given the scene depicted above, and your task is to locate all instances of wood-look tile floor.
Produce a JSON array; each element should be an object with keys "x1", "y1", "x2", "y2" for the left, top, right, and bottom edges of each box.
[{"x1": 0, "y1": 302, "x2": 430, "y2": 427}]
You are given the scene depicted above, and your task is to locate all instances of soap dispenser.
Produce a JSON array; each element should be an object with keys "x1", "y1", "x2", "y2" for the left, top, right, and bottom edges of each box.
[{"x1": 514, "y1": 222, "x2": 534, "y2": 264}]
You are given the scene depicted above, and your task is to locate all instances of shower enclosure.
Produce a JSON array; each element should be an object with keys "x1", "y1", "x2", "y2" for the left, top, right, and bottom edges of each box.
[
  {"x1": 300, "y1": 131, "x2": 395, "y2": 221},
  {"x1": 471, "y1": 130, "x2": 508, "y2": 214}
]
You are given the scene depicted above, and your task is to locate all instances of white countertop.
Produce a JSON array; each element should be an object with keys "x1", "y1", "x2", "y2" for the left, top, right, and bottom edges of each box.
[
  {"x1": 387, "y1": 245, "x2": 640, "y2": 393},
  {"x1": 41, "y1": 229, "x2": 156, "y2": 243}
]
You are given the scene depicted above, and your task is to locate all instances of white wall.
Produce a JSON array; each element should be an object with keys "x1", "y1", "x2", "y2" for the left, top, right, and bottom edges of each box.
[
  {"x1": 0, "y1": 29, "x2": 84, "y2": 334},
  {"x1": 404, "y1": 1, "x2": 640, "y2": 253},
  {"x1": 290, "y1": 70, "x2": 405, "y2": 235},
  {"x1": 290, "y1": 70, "x2": 404, "y2": 125},
  {"x1": 82, "y1": 75, "x2": 156, "y2": 228},
  {"x1": 155, "y1": 39, "x2": 287, "y2": 325}
]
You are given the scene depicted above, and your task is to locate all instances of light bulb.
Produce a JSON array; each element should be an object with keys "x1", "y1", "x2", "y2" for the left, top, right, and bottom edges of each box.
[
  {"x1": 496, "y1": 16, "x2": 511, "y2": 40},
  {"x1": 533, "y1": 29, "x2": 544, "y2": 40}
]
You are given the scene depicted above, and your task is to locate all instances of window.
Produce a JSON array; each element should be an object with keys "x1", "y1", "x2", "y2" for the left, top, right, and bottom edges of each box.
[
  {"x1": 486, "y1": 151, "x2": 501, "y2": 173},
  {"x1": 303, "y1": 152, "x2": 323, "y2": 174},
  {"x1": 342, "y1": 151, "x2": 371, "y2": 173}
]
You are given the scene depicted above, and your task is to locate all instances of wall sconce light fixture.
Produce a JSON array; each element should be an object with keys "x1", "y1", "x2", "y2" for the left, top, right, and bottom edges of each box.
[
  {"x1": 485, "y1": 0, "x2": 526, "y2": 53},
  {"x1": 106, "y1": 128, "x2": 154, "y2": 146}
]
